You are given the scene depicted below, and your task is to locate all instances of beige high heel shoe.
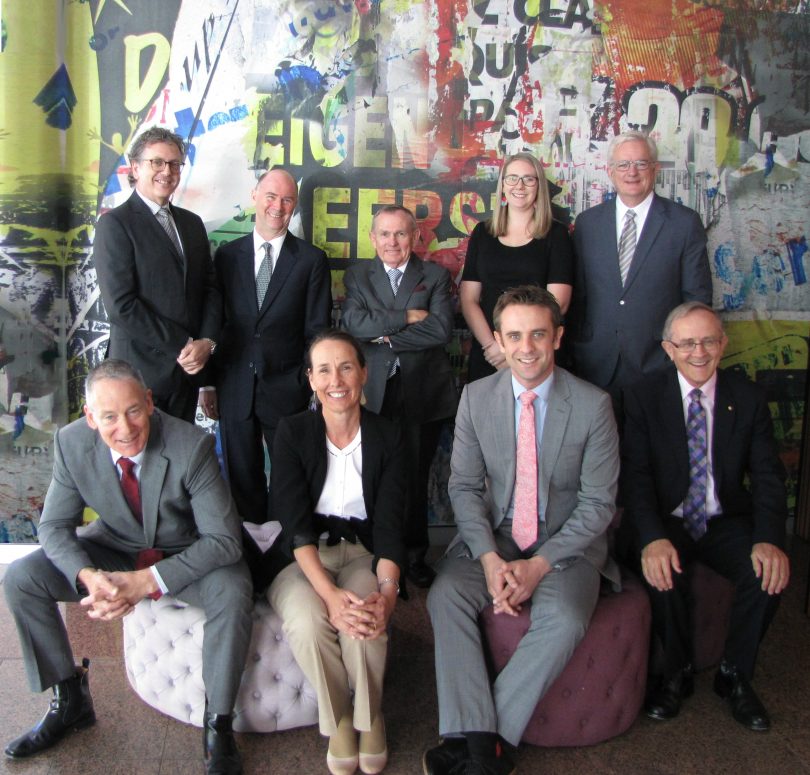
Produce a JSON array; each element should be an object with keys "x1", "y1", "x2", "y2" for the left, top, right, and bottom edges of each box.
[
  {"x1": 327, "y1": 714, "x2": 358, "y2": 775},
  {"x1": 358, "y1": 714, "x2": 387, "y2": 774}
]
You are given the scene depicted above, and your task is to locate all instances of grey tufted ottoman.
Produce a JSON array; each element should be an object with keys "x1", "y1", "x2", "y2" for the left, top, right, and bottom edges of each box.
[{"x1": 123, "y1": 595, "x2": 319, "y2": 732}]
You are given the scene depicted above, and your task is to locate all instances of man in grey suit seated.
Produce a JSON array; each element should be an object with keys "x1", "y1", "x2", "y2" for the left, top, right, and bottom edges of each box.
[
  {"x1": 424, "y1": 286, "x2": 620, "y2": 775},
  {"x1": 3, "y1": 360, "x2": 252, "y2": 775}
]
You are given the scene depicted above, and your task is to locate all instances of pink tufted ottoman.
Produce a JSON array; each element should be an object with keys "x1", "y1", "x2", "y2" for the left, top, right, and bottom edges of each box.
[
  {"x1": 123, "y1": 595, "x2": 318, "y2": 733},
  {"x1": 479, "y1": 573, "x2": 650, "y2": 747}
]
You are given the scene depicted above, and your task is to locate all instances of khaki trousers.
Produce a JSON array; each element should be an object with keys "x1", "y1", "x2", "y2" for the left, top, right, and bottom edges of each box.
[{"x1": 268, "y1": 540, "x2": 388, "y2": 736}]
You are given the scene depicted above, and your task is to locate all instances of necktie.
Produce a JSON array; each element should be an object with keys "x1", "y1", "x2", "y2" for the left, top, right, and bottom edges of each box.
[
  {"x1": 156, "y1": 206, "x2": 184, "y2": 257},
  {"x1": 118, "y1": 457, "x2": 142, "y2": 524},
  {"x1": 683, "y1": 388, "x2": 708, "y2": 540},
  {"x1": 617, "y1": 209, "x2": 637, "y2": 285},
  {"x1": 118, "y1": 457, "x2": 164, "y2": 597},
  {"x1": 386, "y1": 268, "x2": 402, "y2": 378},
  {"x1": 512, "y1": 391, "x2": 539, "y2": 550},
  {"x1": 256, "y1": 241, "x2": 273, "y2": 308}
]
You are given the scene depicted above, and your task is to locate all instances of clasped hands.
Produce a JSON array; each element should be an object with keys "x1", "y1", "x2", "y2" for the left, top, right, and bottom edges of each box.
[
  {"x1": 324, "y1": 587, "x2": 393, "y2": 641},
  {"x1": 176, "y1": 338, "x2": 212, "y2": 375},
  {"x1": 77, "y1": 568, "x2": 157, "y2": 622},
  {"x1": 482, "y1": 553, "x2": 551, "y2": 616}
]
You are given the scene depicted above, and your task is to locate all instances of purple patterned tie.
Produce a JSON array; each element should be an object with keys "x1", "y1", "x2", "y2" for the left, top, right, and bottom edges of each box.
[{"x1": 682, "y1": 388, "x2": 708, "y2": 540}]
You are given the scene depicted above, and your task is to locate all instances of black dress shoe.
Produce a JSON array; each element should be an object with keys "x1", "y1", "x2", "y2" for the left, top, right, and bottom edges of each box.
[
  {"x1": 203, "y1": 709, "x2": 242, "y2": 774},
  {"x1": 713, "y1": 661, "x2": 771, "y2": 731},
  {"x1": 423, "y1": 737, "x2": 469, "y2": 775},
  {"x1": 407, "y1": 559, "x2": 436, "y2": 588},
  {"x1": 5, "y1": 658, "x2": 95, "y2": 759},
  {"x1": 644, "y1": 665, "x2": 694, "y2": 721}
]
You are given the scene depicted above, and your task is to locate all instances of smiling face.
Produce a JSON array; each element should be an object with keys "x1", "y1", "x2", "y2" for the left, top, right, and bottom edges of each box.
[
  {"x1": 252, "y1": 170, "x2": 298, "y2": 240},
  {"x1": 662, "y1": 309, "x2": 727, "y2": 388},
  {"x1": 83, "y1": 377, "x2": 154, "y2": 457},
  {"x1": 370, "y1": 210, "x2": 418, "y2": 269},
  {"x1": 308, "y1": 338, "x2": 367, "y2": 417},
  {"x1": 494, "y1": 303, "x2": 562, "y2": 389},
  {"x1": 131, "y1": 141, "x2": 183, "y2": 206},
  {"x1": 501, "y1": 157, "x2": 540, "y2": 212},
  {"x1": 608, "y1": 139, "x2": 658, "y2": 207}
]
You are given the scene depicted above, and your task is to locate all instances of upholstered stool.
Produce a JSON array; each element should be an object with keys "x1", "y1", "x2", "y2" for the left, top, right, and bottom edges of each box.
[
  {"x1": 479, "y1": 573, "x2": 650, "y2": 747},
  {"x1": 123, "y1": 595, "x2": 318, "y2": 732}
]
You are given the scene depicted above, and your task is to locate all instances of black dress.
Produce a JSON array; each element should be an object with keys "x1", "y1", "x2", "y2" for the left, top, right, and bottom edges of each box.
[{"x1": 461, "y1": 220, "x2": 574, "y2": 381}]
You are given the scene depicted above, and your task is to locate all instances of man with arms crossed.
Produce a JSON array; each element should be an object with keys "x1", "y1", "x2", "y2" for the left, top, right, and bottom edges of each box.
[
  {"x1": 3, "y1": 360, "x2": 252, "y2": 774},
  {"x1": 622, "y1": 302, "x2": 789, "y2": 730},
  {"x1": 424, "y1": 286, "x2": 619, "y2": 775},
  {"x1": 94, "y1": 127, "x2": 221, "y2": 422}
]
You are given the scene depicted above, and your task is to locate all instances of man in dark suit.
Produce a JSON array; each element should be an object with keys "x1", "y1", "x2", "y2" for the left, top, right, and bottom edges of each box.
[
  {"x1": 205, "y1": 169, "x2": 331, "y2": 562},
  {"x1": 341, "y1": 205, "x2": 458, "y2": 588},
  {"x1": 622, "y1": 302, "x2": 789, "y2": 731},
  {"x1": 424, "y1": 286, "x2": 619, "y2": 775},
  {"x1": 3, "y1": 360, "x2": 252, "y2": 774},
  {"x1": 572, "y1": 130, "x2": 712, "y2": 400},
  {"x1": 94, "y1": 127, "x2": 221, "y2": 423}
]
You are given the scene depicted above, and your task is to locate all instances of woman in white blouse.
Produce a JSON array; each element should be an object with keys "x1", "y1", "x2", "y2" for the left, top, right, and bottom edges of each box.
[{"x1": 268, "y1": 330, "x2": 406, "y2": 775}]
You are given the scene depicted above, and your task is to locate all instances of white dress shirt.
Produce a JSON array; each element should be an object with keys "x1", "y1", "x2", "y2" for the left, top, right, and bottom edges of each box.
[
  {"x1": 615, "y1": 190, "x2": 654, "y2": 248},
  {"x1": 314, "y1": 428, "x2": 367, "y2": 521}
]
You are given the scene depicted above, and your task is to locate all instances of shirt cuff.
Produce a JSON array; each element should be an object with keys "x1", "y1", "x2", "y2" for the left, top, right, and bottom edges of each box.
[{"x1": 150, "y1": 565, "x2": 169, "y2": 595}]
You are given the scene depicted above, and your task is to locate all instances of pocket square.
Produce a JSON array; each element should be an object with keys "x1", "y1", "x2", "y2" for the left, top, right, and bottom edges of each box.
[{"x1": 413, "y1": 284, "x2": 427, "y2": 292}]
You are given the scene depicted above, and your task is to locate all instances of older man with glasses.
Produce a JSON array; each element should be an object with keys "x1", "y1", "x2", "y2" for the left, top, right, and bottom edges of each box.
[
  {"x1": 621, "y1": 301, "x2": 789, "y2": 731},
  {"x1": 570, "y1": 130, "x2": 712, "y2": 406},
  {"x1": 94, "y1": 126, "x2": 221, "y2": 423}
]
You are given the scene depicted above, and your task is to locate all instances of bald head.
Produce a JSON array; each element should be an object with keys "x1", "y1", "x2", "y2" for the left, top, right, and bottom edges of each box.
[{"x1": 252, "y1": 169, "x2": 298, "y2": 240}]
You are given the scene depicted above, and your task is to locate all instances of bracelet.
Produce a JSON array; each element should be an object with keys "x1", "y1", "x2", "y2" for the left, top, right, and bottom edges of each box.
[
  {"x1": 377, "y1": 576, "x2": 400, "y2": 594},
  {"x1": 203, "y1": 338, "x2": 217, "y2": 354}
]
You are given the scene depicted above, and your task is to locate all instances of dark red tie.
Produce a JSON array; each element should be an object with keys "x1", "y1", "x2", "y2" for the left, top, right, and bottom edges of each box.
[{"x1": 118, "y1": 457, "x2": 163, "y2": 598}]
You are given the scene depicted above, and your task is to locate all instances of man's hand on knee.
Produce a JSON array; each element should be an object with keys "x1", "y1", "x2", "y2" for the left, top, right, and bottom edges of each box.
[
  {"x1": 641, "y1": 539, "x2": 681, "y2": 591},
  {"x1": 751, "y1": 542, "x2": 790, "y2": 595}
]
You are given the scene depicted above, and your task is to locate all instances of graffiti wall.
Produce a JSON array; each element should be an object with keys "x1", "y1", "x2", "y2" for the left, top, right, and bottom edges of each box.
[{"x1": 0, "y1": 0, "x2": 807, "y2": 538}]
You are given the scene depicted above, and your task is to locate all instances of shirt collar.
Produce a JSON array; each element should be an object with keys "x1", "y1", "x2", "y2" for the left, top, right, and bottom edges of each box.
[
  {"x1": 110, "y1": 448, "x2": 146, "y2": 469},
  {"x1": 511, "y1": 370, "x2": 554, "y2": 403},
  {"x1": 379, "y1": 257, "x2": 409, "y2": 275},
  {"x1": 325, "y1": 427, "x2": 363, "y2": 457},
  {"x1": 676, "y1": 369, "x2": 718, "y2": 403},
  {"x1": 616, "y1": 190, "x2": 654, "y2": 221},
  {"x1": 135, "y1": 189, "x2": 166, "y2": 215},
  {"x1": 253, "y1": 228, "x2": 287, "y2": 257}
]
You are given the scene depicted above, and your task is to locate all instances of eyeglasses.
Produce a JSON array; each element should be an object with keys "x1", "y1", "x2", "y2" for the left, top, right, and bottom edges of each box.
[
  {"x1": 502, "y1": 174, "x2": 539, "y2": 187},
  {"x1": 666, "y1": 337, "x2": 723, "y2": 352},
  {"x1": 137, "y1": 158, "x2": 185, "y2": 172},
  {"x1": 610, "y1": 160, "x2": 653, "y2": 172}
]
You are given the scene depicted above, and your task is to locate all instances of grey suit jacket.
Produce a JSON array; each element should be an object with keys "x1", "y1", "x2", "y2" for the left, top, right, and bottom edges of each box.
[
  {"x1": 449, "y1": 367, "x2": 620, "y2": 584},
  {"x1": 37, "y1": 410, "x2": 243, "y2": 594},
  {"x1": 341, "y1": 255, "x2": 458, "y2": 424},
  {"x1": 572, "y1": 193, "x2": 712, "y2": 389},
  {"x1": 94, "y1": 192, "x2": 221, "y2": 399}
]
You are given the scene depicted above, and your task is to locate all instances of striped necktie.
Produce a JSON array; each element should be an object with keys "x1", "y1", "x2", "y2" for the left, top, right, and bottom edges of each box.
[
  {"x1": 618, "y1": 209, "x2": 637, "y2": 285},
  {"x1": 386, "y1": 268, "x2": 402, "y2": 377},
  {"x1": 156, "y1": 206, "x2": 183, "y2": 257}
]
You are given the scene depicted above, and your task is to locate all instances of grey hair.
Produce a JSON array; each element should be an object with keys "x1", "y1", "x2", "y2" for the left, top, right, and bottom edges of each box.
[
  {"x1": 662, "y1": 301, "x2": 723, "y2": 341},
  {"x1": 607, "y1": 131, "x2": 658, "y2": 164},
  {"x1": 85, "y1": 359, "x2": 148, "y2": 407},
  {"x1": 371, "y1": 204, "x2": 417, "y2": 232}
]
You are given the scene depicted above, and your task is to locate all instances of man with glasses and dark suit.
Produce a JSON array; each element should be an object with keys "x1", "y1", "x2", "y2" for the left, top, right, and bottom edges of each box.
[
  {"x1": 571, "y1": 131, "x2": 712, "y2": 402},
  {"x1": 622, "y1": 302, "x2": 789, "y2": 731},
  {"x1": 94, "y1": 127, "x2": 221, "y2": 423}
]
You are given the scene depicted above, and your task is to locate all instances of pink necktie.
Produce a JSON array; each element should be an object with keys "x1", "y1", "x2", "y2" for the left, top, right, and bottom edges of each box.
[{"x1": 513, "y1": 391, "x2": 538, "y2": 550}]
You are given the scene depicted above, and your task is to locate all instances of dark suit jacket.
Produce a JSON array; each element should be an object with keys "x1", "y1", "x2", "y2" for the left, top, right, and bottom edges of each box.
[
  {"x1": 37, "y1": 410, "x2": 243, "y2": 594},
  {"x1": 621, "y1": 368, "x2": 788, "y2": 551},
  {"x1": 271, "y1": 408, "x2": 407, "y2": 571},
  {"x1": 572, "y1": 194, "x2": 712, "y2": 389},
  {"x1": 213, "y1": 232, "x2": 332, "y2": 422},
  {"x1": 94, "y1": 192, "x2": 221, "y2": 400},
  {"x1": 341, "y1": 256, "x2": 458, "y2": 424}
]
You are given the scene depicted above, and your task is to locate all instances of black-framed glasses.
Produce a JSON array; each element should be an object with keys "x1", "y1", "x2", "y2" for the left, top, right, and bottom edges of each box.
[
  {"x1": 666, "y1": 337, "x2": 723, "y2": 352},
  {"x1": 610, "y1": 160, "x2": 653, "y2": 172},
  {"x1": 502, "y1": 174, "x2": 539, "y2": 187},
  {"x1": 137, "y1": 158, "x2": 185, "y2": 172}
]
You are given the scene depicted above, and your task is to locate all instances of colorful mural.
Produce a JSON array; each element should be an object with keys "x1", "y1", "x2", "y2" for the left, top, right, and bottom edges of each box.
[{"x1": 0, "y1": 0, "x2": 807, "y2": 536}]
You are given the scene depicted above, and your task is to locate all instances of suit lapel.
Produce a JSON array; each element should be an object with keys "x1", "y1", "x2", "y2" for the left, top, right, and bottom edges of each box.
[
  {"x1": 624, "y1": 195, "x2": 664, "y2": 291},
  {"x1": 370, "y1": 258, "x2": 396, "y2": 307},
  {"x1": 129, "y1": 194, "x2": 185, "y2": 271},
  {"x1": 538, "y1": 370, "x2": 571, "y2": 518},
  {"x1": 595, "y1": 199, "x2": 624, "y2": 292},
  {"x1": 490, "y1": 370, "x2": 517, "y2": 511},
  {"x1": 394, "y1": 257, "x2": 423, "y2": 310},
  {"x1": 712, "y1": 370, "x2": 735, "y2": 495},
  {"x1": 94, "y1": 433, "x2": 146, "y2": 540},
  {"x1": 259, "y1": 235, "x2": 296, "y2": 317},
  {"x1": 660, "y1": 370, "x2": 689, "y2": 483},
  {"x1": 138, "y1": 414, "x2": 168, "y2": 547},
  {"x1": 166, "y1": 204, "x2": 188, "y2": 275}
]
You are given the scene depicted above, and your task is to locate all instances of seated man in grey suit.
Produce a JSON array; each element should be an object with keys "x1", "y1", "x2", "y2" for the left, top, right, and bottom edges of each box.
[
  {"x1": 3, "y1": 360, "x2": 252, "y2": 775},
  {"x1": 622, "y1": 302, "x2": 789, "y2": 731},
  {"x1": 424, "y1": 286, "x2": 620, "y2": 775}
]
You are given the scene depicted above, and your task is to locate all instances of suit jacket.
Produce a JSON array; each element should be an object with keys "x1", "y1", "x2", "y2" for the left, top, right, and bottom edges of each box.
[
  {"x1": 621, "y1": 368, "x2": 788, "y2": 550},
  {"x1": 272, "y1": 408, "x2": 407, "y2": 571},
  {"x1": 213, "y1": 232, "x2": 332, "y2": 421},
  {"x1": 571, "y1": 194, "x2": 712, "y2": 389},
  {"x1": 449, "y1": 367, "x2": 621, "y2": 584},
  {"x1": 341, "y1": 256, "x2": 458, "y2": 424},
  {"x1": 37, "y1": 410, "x2": 243, "y2": 595},
  {"x1": 94, "y1": 192, "x2": 221, "y2": 399}
]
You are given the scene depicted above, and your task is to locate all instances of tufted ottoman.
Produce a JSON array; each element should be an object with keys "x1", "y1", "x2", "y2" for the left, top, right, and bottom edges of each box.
[
  {"x1": 479, "y1": 573, "x2": 650, "y2": 747},
  {"x1": 123, "y1": 595, "x2": 318, "y2": 732}
]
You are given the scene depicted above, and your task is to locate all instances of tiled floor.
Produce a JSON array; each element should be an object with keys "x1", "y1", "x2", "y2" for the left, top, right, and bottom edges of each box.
[{"x1": 0, "y1": 540, "x2": 809, "y2": 775}]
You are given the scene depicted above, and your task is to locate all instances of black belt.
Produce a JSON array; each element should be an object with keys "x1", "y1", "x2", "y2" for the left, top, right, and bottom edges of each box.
[{"x1": 313, "y1": 514, "x2": 364, "y2": 546}]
